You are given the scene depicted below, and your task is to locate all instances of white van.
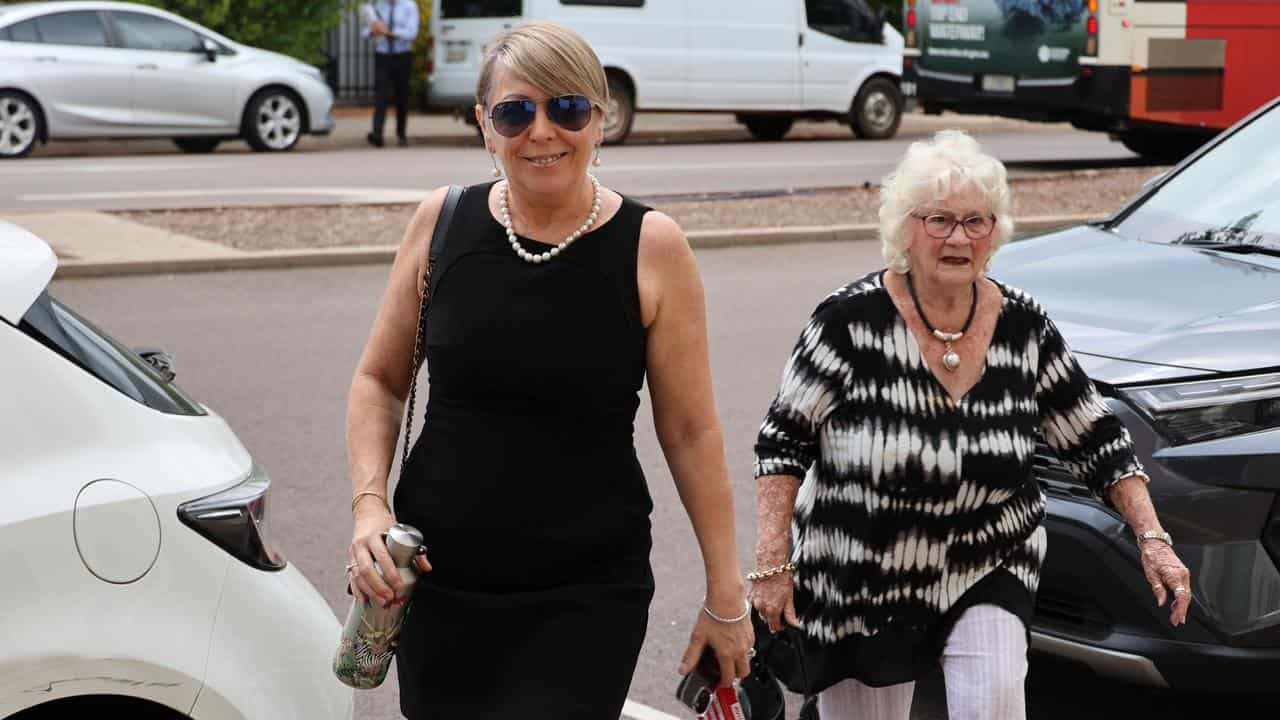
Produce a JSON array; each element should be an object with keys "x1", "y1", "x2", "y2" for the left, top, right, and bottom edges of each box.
[{"x1": 430, "y1": 0, "x2": 904, "y2": 144}]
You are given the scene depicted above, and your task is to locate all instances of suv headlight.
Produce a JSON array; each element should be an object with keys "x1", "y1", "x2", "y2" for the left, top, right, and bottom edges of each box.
[
  {"x1": 1121, "y1": 372, "x2": 1280, "y2": 445},
  {"x1": 178, "y1": 464, "x2": 287, "y2": 571}
]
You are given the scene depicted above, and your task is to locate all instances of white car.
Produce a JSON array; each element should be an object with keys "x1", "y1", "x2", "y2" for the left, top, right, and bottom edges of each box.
[
  {"x1": 0, "y1": 221, "x2": 352, "y2": 720},
  {"x1": 0, "y1": 1, "x2": 337, "y2": 158}
]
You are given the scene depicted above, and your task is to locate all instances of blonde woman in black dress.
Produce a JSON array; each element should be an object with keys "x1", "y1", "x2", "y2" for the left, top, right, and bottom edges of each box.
[{"x1": 343, "y1": 22, "x2": 752, "y2": 719}]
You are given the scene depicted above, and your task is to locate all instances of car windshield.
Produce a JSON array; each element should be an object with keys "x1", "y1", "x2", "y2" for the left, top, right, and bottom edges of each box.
[
  {"x1": 1116, "y1": 103, "x2": 1280, "y2": 252},
  {"x1": 18, "y1": 292, "x2": 205, "y2": 416}
]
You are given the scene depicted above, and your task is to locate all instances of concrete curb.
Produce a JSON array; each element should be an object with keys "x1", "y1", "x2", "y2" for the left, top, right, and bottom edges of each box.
[{"x1": 52, "y1": 214, "x2": 1099, "y2": 279}]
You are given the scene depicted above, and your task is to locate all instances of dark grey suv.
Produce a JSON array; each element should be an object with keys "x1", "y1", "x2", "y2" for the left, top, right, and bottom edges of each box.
[{"x1": 992, "y1": 98, "x2": 1280, "y2": 693}]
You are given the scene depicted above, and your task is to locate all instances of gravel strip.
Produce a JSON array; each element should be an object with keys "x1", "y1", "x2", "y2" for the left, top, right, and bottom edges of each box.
[{"x1": 116, "y1": 166, "x2": 1167, "y2": 252}]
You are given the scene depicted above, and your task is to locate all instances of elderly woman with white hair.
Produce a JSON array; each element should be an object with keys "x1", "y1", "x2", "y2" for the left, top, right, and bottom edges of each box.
[
  {"x1": 749, "y1": 130, "x2": 1191, "y2": 719},
  {"x1": 345, "y1": 20, "x2": 751, "y2": 720}
]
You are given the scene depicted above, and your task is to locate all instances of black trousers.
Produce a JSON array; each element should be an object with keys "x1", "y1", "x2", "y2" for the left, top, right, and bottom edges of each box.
[{"x1": 373, "y1": 52, "x2": 412, "y2": 139}]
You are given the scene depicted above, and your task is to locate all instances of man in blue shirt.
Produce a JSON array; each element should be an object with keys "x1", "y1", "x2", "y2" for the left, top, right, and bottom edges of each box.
[{"x1": 363, "y1": 0, "x2": 419, "y2": 147}]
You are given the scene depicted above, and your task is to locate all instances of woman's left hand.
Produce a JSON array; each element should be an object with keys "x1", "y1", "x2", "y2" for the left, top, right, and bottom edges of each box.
[
  {"x1": 678, "y1": 601, "x2": 755, "y2": 687},
  {"x1": 1141, "y1": 541, "x2": 1192, "y2": 626}
]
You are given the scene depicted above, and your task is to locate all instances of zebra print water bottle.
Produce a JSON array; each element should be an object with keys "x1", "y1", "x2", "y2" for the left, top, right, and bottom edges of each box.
[{"x1": 333, "y1": 523, "x2": 425, "y2": 689}]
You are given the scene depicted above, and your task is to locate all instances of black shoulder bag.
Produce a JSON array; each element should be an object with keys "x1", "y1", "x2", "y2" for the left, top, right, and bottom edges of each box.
[
  {"x1": 741, "y1": 610, "x2": 820, "y2": 720},
  {"x1": 398, "y1": 185, "x2": 464, "y2": 477}
]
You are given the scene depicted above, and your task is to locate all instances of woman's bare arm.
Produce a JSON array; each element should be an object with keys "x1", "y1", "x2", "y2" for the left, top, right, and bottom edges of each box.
[
  {"x1": 638, "y1": 210, "x2": 751, "y2": 684},
  {"x1": 344, "y1": 186, "x2": 447, "y2": 602}
]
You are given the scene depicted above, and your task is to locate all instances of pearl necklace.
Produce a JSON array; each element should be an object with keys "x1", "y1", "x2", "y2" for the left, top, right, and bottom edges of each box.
[{"x1": 499, "y1": 175, "x2": 601, "y2": 264}]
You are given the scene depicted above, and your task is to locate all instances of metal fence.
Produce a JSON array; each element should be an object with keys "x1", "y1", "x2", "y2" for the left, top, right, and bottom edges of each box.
[{"x1": 322, "y1": 8, "x2": 378, "y2": 101}]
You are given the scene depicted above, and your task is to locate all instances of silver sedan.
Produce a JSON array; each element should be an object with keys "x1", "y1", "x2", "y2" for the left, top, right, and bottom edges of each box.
[{"x1": 0, "y1": 1, "x2": 336, "y2": 158}]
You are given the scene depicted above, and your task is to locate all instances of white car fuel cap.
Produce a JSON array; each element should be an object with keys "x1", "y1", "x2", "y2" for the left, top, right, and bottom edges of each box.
[{"x1": 73, "y1": 479, "x2": 162, "y2": 584}]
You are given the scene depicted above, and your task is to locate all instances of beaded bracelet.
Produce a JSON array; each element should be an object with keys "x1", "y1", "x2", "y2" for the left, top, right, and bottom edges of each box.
[{"x1": 746, "y1": 562, "x2": 796, "y2": 582}]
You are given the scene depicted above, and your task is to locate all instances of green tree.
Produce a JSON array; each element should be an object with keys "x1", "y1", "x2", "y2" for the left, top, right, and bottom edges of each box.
[
  {"x1": 411, "y1": 0, "x2": 434, "y2": 105},
  {"x1": 131, "y1": 0, "x2": 344, "y2": 64}
]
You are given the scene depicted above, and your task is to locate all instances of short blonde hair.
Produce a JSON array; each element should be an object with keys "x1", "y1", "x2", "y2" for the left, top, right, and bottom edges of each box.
[
  {"x1": 476, "y1": 21, "x2": 609, "y2": 113},
  {"x1": 877, "y1": 130, "x2": 1014, "y2": 274}
]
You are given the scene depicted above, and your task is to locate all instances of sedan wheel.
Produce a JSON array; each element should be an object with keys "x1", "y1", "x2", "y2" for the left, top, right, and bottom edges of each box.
[
  {"x1": 246, "y1": 91, "x2": 302, "y2": 152},
  {"x1": 0, "y1": 92, "x2": 40, "y2": 159}
]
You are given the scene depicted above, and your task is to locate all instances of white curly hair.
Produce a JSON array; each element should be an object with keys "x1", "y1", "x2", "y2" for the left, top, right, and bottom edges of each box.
[{"x1": 877, "y1": 129, "x2": 1014, "y2": 274}]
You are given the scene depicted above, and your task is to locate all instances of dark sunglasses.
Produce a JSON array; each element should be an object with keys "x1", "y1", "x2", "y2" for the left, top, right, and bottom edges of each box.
[{"x1": 488, "y1": 94, "x2": 594, "y2": 137}]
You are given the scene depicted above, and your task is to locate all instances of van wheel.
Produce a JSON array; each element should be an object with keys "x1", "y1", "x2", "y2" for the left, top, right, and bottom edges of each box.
[
  {"x1": 603, "y1": 74, "x2": 634, "y2": 145},
  {"x1": 244, "y1": 88, "x2": 303, "y2": 152},
  {"x1": 0, "y1": 91, "x2": 42, "y2": 159},
  {"x1": 741, "y1": 115, "x2": 794, "y2": 141},
  {"x1": 851, "y1": 77, "x2": 902, "y2": 140},
  {"x1": 173, "y1": 138, "x2": 220, "y2": 154}
]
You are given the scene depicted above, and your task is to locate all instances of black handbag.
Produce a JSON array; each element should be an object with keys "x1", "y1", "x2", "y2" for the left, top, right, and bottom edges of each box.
[{"x1": 739, "y1": 611, "x2": 820, "y2": 720}]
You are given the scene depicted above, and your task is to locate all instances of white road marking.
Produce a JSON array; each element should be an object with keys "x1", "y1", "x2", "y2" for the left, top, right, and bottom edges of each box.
[
  {"x1": 621, "y1": 699, "x2": 683, "y2": 720},
  {"x1": 4, "y1": 162, "x2": 233, "y2": 175},
  {"x1": 17, "y1": 187, "x2": 429, "y2": 203},
  {"x1": 604, "y1": 158, "x2": 885, "y2": 172}
]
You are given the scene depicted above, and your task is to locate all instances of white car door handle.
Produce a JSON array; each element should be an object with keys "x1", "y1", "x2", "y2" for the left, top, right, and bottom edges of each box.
[
  {"x1": 35, "y1": 56, "x2": 57, "y2": 62},
  {"x1": 137, "y1": 63, "x2": 159, "y2": 70}
]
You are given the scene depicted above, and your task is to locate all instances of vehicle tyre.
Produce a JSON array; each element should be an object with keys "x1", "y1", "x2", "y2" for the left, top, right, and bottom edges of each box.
[
  {"x1": 850, "y1": 77, "x2": 903, "y2": 140},
  {"x1": 0, "y1": 91, "x2": 42, "y2": 159},
  {"x1": 740, "y1": 114, "x2": 795, "y2": 141},
  {"x1": 172, "y1": 137, "x2": 221, "y2": 154},
  {"x1": 1119, "y1": 130, "x2": 1207, "y2": 163},
  {"x1": 244, "y1": 88, "x2": 304, "y2": 152},
  {"x1": 603, "y1": 73, "x2": 635, "y2": 145}
]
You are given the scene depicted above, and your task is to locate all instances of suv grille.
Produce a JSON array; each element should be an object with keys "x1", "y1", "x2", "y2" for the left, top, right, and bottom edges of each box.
[{"x1": 1034, "y1": 589, "x2": 1113, "y2": 639}]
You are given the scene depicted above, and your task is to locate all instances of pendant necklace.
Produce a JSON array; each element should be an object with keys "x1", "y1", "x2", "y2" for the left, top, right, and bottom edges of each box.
[{"x1": 905, "y1": 272, "x2": 977, "y2": 372}]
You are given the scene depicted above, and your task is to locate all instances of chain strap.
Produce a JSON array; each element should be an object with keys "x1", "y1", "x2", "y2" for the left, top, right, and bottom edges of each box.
[{"x1": 399, "y1": 259, "x2": 433, "y2": 486}]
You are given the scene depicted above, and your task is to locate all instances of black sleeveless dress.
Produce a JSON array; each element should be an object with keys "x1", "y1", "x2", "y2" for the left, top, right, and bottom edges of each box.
[{"x1": 393, "y1": 181, "x2": 656, "y2": 719}]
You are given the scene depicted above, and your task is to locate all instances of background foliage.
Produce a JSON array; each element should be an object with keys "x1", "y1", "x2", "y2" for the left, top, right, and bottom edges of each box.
[{"x1": 129, "y1": 0, "x2": 344, "y2": 64}]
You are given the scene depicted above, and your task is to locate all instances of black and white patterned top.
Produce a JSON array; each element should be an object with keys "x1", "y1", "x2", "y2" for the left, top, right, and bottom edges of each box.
[{"x1": 754, "y1": 270, "x2": 1146, "y2": 690}]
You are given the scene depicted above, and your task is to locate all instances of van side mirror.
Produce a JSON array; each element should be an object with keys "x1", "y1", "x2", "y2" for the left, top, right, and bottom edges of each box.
[{"x1": 201, "y1": 37, "x2": 218, "y2": 63}]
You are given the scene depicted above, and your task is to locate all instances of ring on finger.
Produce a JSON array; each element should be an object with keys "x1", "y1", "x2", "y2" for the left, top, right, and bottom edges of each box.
[
  {"x1": 747, "y1": 648, "x2": 756, "y2": 659},
  {"x1": 1174, "y1": 586, "x2": 1189, "y2": 596}
]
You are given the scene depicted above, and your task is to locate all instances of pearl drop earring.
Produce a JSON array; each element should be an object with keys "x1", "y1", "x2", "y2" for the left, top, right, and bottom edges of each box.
[
  {"x1": 592, "y1": 147, "x2": 602, "y2": 167},
  {"x1": 490, "y1": 152, "x2": 502, "y2": 178}
]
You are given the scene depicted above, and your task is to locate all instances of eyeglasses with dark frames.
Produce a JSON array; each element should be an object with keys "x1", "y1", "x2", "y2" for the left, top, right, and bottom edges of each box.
[
  {"x1": 488, "y1": 94, "x2": 595, "y2": 137},
  {"x1": 911, "y1": 212, "x2": 996, "y2": 240}
]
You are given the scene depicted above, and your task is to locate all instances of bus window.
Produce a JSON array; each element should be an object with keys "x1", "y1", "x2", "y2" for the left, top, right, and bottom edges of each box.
[{"x1": 441, "y1": 0, "x2": 522, "y2": 18}]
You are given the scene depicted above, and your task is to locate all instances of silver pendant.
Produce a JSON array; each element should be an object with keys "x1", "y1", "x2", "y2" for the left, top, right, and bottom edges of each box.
[{"x1": 942, "y1": 350, "x2": 961, "y2": 371}]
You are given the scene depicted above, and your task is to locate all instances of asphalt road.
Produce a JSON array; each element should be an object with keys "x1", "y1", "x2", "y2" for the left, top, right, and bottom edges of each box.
[
  {"x1": 49, "y1": 242, "x2": 1269, "y2": 719},
  {"x1": 4, "y1": 127, "x2": 1146, "y2": 212}
]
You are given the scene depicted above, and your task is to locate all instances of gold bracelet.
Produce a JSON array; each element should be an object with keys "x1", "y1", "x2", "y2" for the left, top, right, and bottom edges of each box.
[
  {"x1": 747, "y1": 562, "x2": 796, "y2": 582},
  {"x1": 703, "y1": 600, "x2": 751, "y2": 624},
  {"x1": 351, "y1": 490, "x2": 389, "y2": 514}
]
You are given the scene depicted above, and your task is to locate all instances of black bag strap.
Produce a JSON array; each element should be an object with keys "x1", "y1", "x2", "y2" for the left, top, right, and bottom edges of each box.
[{"x1": 398, "y1": 184, "x2": 464, "y2": 485}]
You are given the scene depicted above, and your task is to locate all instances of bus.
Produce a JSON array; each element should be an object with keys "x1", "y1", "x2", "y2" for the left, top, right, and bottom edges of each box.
[{"x1": 900, "y1": 0, "x2": 1280, "y2": 160}]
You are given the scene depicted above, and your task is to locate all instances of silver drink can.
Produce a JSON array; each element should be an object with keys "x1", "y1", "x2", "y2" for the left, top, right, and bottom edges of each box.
[{"x1": 333, "y1": 523, "x2": 424, "y2": 689}]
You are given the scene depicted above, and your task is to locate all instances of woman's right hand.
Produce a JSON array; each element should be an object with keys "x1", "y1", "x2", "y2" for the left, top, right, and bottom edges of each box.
[
  {"x1": 348, "y1": 504, "x2": 432, "y2": 606},
  {"x1": 749, "y1": 572, "x2": 800, "y2": 633}
]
